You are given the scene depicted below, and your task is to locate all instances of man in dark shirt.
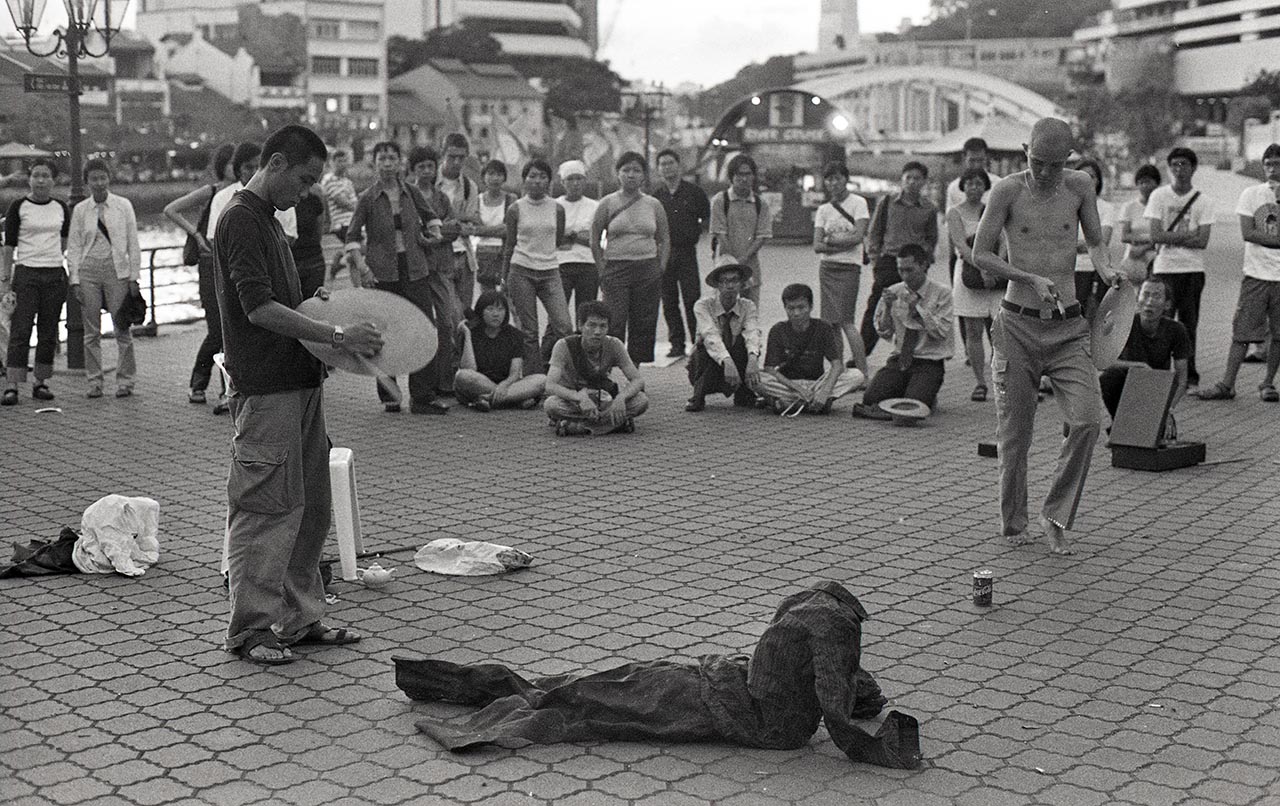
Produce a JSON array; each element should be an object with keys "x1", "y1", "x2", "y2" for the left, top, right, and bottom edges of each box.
[
  {"x1": 393, "y1": 581, "x2": 921, "y2": 769},
  {"x1": 215, "y1": 125, "x2": 383, "y2": 666},
  {"x1": 653, "y1": 149, "x2": 711, "y2": 357},
  {"x1": 1099, "y1": 277, "x2": 1190, "y2": 418},
  {"x1": 862, "y1": 161, "x2": 938, "y2": 356},
  {"x1": 759, "y1": 283, "x2": 865, "y2": 414}
]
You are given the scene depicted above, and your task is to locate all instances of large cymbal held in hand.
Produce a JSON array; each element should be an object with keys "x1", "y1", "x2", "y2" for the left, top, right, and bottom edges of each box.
[
  {"x1": 297, "y1": 288, "x2": 437, "y2": 377},
  {"x1": 1091, "y1": 283, "x2": 1138, "y2": 371}
]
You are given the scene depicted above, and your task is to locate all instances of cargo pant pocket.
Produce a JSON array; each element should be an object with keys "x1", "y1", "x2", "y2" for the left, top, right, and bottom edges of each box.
[{"x1": 229, "y1": 439, "x2": 293, "y2": 515}]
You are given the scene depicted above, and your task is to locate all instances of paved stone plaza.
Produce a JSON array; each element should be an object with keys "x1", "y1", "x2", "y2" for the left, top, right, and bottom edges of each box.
[{"x1": 2, "y1": 242, "x2": 1277, "y2": 806}]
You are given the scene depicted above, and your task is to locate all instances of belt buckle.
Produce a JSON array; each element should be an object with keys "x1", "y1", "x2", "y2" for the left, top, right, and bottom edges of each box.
[{"x1": 1039, "y1": 307, "x2": 1053, "y2": 321}]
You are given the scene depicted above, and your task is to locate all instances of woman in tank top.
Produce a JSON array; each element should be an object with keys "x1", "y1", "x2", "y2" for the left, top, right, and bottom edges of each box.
[
  {"x1": 590, "y1": 151, "x2": 670, "y2": 366},
  {"x1": 163, "y1": 143, "x2": 236, "y2": 407},
  {"x1": 474, "y1": 160, "x2": 516, "y2": 293},
  {"x1": 502, "y1": 159, "x2": 571, "y2": 374}
]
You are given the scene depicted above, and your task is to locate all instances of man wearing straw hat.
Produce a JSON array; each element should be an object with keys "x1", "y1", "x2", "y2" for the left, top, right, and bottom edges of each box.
[
  {"x1": 215, "y1": 125, "x2": 383, "y2": 666},
  {"x1": 684, "y1": 256, "x2": 763, "y2": 412}
]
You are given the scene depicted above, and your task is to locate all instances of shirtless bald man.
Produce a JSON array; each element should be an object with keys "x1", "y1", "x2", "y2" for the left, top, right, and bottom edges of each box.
[{"x1": 972, "y1": 118, "x2": 1120, "y2": 555}]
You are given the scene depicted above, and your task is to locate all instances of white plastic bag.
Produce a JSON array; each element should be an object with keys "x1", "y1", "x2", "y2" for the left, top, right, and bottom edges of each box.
[
  {"x1": 72, "y1": 495, "x2": 160, "y2": 576},
  {"x1": 414, "y1": 538, "x2": 532, "y2": 576}
]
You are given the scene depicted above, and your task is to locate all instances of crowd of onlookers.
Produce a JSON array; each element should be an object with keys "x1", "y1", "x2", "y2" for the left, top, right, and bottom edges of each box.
[{"x1": 2, "y1": 130, "x2": 1278, "y2": 431}]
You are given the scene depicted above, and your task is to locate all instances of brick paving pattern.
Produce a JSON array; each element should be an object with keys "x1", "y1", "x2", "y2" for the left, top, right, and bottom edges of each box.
[{"x1": 1, "y1": 243, "x2": 1277, "y2": 806}]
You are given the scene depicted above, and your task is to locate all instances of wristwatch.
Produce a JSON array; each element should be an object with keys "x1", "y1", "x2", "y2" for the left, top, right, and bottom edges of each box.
[{"x1": 331, "y1": 325, "x2": 345, "y2": 345}]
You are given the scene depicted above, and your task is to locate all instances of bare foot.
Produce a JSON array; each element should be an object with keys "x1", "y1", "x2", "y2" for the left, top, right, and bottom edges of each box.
[
  {"x1": 1040, "y1": 516, "x2": 1075, "y2": 555},
  {"x1": 1004, "y1": 531, "x2": 1034, "y2": 546}
]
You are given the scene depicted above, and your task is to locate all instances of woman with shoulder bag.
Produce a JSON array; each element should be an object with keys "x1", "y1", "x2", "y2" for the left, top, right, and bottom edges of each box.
[
  {"x1": 474, "y1": 159, "x2": 517, "y2": 294},
  {"x1": 590, "y1": 151, "x2": 670, "y2": 366},
  {"x1": 947, "y1": 168, "x2": 1005, "y2": 402},
  {"x1": 163, "y1": 143, "x2": 236, "y2": 407}
]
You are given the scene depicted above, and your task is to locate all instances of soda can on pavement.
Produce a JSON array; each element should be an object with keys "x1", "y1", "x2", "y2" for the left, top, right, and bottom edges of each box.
[{"x1": 972, "y1": 569, "x2": 994, "y2": 607}]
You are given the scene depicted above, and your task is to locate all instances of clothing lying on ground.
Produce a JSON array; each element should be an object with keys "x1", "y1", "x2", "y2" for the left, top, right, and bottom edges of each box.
[
  {"x1": 1, "y1": 527, "x2": 80, "y2": 577},
  {"x1": 395, "y1": 580, "x2": 922, "y2": 769}
]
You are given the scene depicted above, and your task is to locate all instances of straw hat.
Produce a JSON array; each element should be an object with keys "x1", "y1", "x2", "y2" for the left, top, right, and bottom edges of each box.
[{"x1": 705, "y1": 254, "x2": 753, "y2": 287}]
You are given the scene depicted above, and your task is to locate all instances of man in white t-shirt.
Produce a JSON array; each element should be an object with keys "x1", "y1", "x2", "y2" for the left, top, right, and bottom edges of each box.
[
  {"x1": 1145, "y1": 147, "x2": 1214, "y2": 391},
  {"x1": 1199, "y1": 143, "x2": 1280, "y2": 402},
  {"x1": 812, "y1": 161, "x2": 870, "y2": 373}
]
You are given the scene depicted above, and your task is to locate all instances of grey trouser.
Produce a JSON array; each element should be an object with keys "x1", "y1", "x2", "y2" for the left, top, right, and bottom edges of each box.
[
  {"x1": 79, "y1": 254, "x2": 135, "y2": 388},
  {"x1": 992, "y1": 309, "x2": 1101, "y2": 535},
  {"x1": 224, "y1": 386, "x2": 331, "y2": 650}
]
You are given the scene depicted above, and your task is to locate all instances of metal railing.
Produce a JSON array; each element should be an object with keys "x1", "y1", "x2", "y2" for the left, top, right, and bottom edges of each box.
[{"x1": 129, "y1": 244, "x2": 204, "y2": 337}]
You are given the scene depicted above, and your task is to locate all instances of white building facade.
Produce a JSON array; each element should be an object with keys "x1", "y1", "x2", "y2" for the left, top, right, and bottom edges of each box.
[
  {"x1": 1074, "y1": 0, "x2": 1280, "y2": 97},
  {"x1": 137, "y1": 0, "x2": 388, "y2": 134}
]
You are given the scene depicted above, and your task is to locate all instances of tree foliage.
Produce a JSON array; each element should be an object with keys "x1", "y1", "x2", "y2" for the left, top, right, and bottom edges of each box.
[
  {"x1": 527, "y1": 56, "x2": 623, "y2": 118},
  {"x1": 1240, "y1": 69, "x2": 1280, "y2": 107},
  {"x1": 387, "y1": 24, "x2": 504, "y2": 78},
  {"x1": 912, "y1": 0, "x2": 1111, "y2": 40},
  {"x1": 1069, "y1": 70, "x2": 1182, "y2": 162},
  {"x1": 695, "y1": 55, "x2": 795, "y2": 125}
]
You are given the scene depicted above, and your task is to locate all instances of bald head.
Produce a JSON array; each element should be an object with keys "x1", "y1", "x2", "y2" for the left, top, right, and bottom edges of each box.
[{"x1": 1028, "y1": 118, "x2": 1073, "y2": 161}]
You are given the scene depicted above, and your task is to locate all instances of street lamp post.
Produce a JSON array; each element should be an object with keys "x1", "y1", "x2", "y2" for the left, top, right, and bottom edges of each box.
[{"x1": 5, "y1": 0, "x2": 131, "y2": 369}]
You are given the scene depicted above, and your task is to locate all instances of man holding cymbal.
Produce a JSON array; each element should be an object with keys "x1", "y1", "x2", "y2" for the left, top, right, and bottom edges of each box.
[{"x1": 214, "y1": 125, "x2": 383, "y2": 666}]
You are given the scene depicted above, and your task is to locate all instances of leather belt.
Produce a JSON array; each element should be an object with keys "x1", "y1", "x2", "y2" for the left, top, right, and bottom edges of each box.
[{"x1": 1001, "y1": 300, "x2": 1083, "y2": 320}]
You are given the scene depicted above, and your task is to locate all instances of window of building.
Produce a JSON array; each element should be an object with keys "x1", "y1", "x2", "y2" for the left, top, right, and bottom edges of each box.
[
  {"x1": 311, "y1": 56, "x2": 341, "y2": 75},
  {"x1": 348, "y1": 58, "x2": 380, "y2": 77},
  {"x1": 317, "y1": 95, "x2": 341, "y2": 113},
  {"x1": 310, "y1": 18, "x2": 340, "y2": 39},
  {"x1": 348, "y1": 94, "x2": 379, "y2": 112},
  {"x1": 260, "y1": 72, "x2": 294, "y2": 88},
  {"x1": 212, "y1": 23, "x2": 237, "y2": 40},
  {"x1": 346, "y1": 19, "x2": 380, "y2": 39}
]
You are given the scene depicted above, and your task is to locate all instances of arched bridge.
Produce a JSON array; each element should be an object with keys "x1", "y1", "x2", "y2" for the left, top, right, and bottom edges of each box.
[{"x1": 793, "y1": 65, "x2": 1062, "y2": 151}]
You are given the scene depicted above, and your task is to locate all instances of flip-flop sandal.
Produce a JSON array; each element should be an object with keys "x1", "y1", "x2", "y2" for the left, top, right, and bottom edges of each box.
[
  {"x1": 32, "y1": 384, "x2": 54, "y2": 401},
  {"x1": 1, "y1": 389, "x2": 17, "y2": 406},
  {"x1": 780, "y1": 401, "x2": 805, "y2": 418},
  {"x1": 1260, "y1": 384, "x2": 1279, "y2": 403},
  {"x1": 971, "y1": 385, "x2": 988, "y2": 402},
  {"x1": 233, "y1": 633, "x2": 296, "y2": 666},
  {"x1": 293, "y1": 625, "x2": 361, "y2": 646}
]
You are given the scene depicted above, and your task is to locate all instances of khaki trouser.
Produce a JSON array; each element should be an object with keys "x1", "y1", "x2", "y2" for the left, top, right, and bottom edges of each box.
[
  {"x1": 224, "y1": 387, "x2": 331, "y2": 650},
  {"x1": 757, "y1": 366, "x2": 865, "y2": 405},
  {"x1": 991, "y1": 309, "x2": 1101, "y2": 535},
  {"x1": 79, "y1": 253, "x2": 135, "y2": 389}
]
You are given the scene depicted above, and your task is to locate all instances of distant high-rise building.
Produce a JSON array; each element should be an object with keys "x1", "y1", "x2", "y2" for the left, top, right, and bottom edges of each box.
[
  {"x1": 392, "y1": 0, "x2": 597, "y2": 59},
  {"x1": 818, "y1": 0, "x2": 861, "y2": 52},
  {"x1": 1074, "y1": 0, "x2": 1280, "y2": 97}
]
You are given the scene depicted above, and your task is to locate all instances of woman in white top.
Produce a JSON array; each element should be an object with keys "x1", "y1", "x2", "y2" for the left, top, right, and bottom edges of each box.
[
  {"x1": 556, "y1": 159, "x2": 600, "y2": 326},
  {"x1": 590, "y1": 151, "x2": 670, "y2": 365},
  {"x1": 2, "y1": 158, "x2": 70, "y2": 405},
  {"x1": 1118, "y1": 164, "x2": 1161, "y2": 281},
  {"x1": 946, "y1": 168, "x2": 1005, "y2": 401},
  {"x1": 502, "y1": 159, "x2": 570, "y2": 374},
  {"x1": 1073, "y1": 159, "x2": 1114, "y2": 318},
  {"x1": 473, "y1": 159, "x2": 516, "y2": 293},
  {"x1": 163, "y1": 142, "x2": 248, "y2": 412}
]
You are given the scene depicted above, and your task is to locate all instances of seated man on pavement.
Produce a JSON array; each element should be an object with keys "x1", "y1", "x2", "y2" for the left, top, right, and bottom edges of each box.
[
  {"x1": 1099, "y1": 277, "x2": 1189, "y2": 426},
  {"x1": 543, "y1": 300, "x2": 649, "y2": 436},
  {"x1": 685, "y1": 256, "x2": 763, "y2": 412},
  {"x1": 759, "y1": 283, "x2": 866, "y2": 415},
  {"x1": 852, "y1": 243, "x2": 954, "y2": 420},
  {"x1": 455, "y1": 289, "x2": 546, "y2": 412}
]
